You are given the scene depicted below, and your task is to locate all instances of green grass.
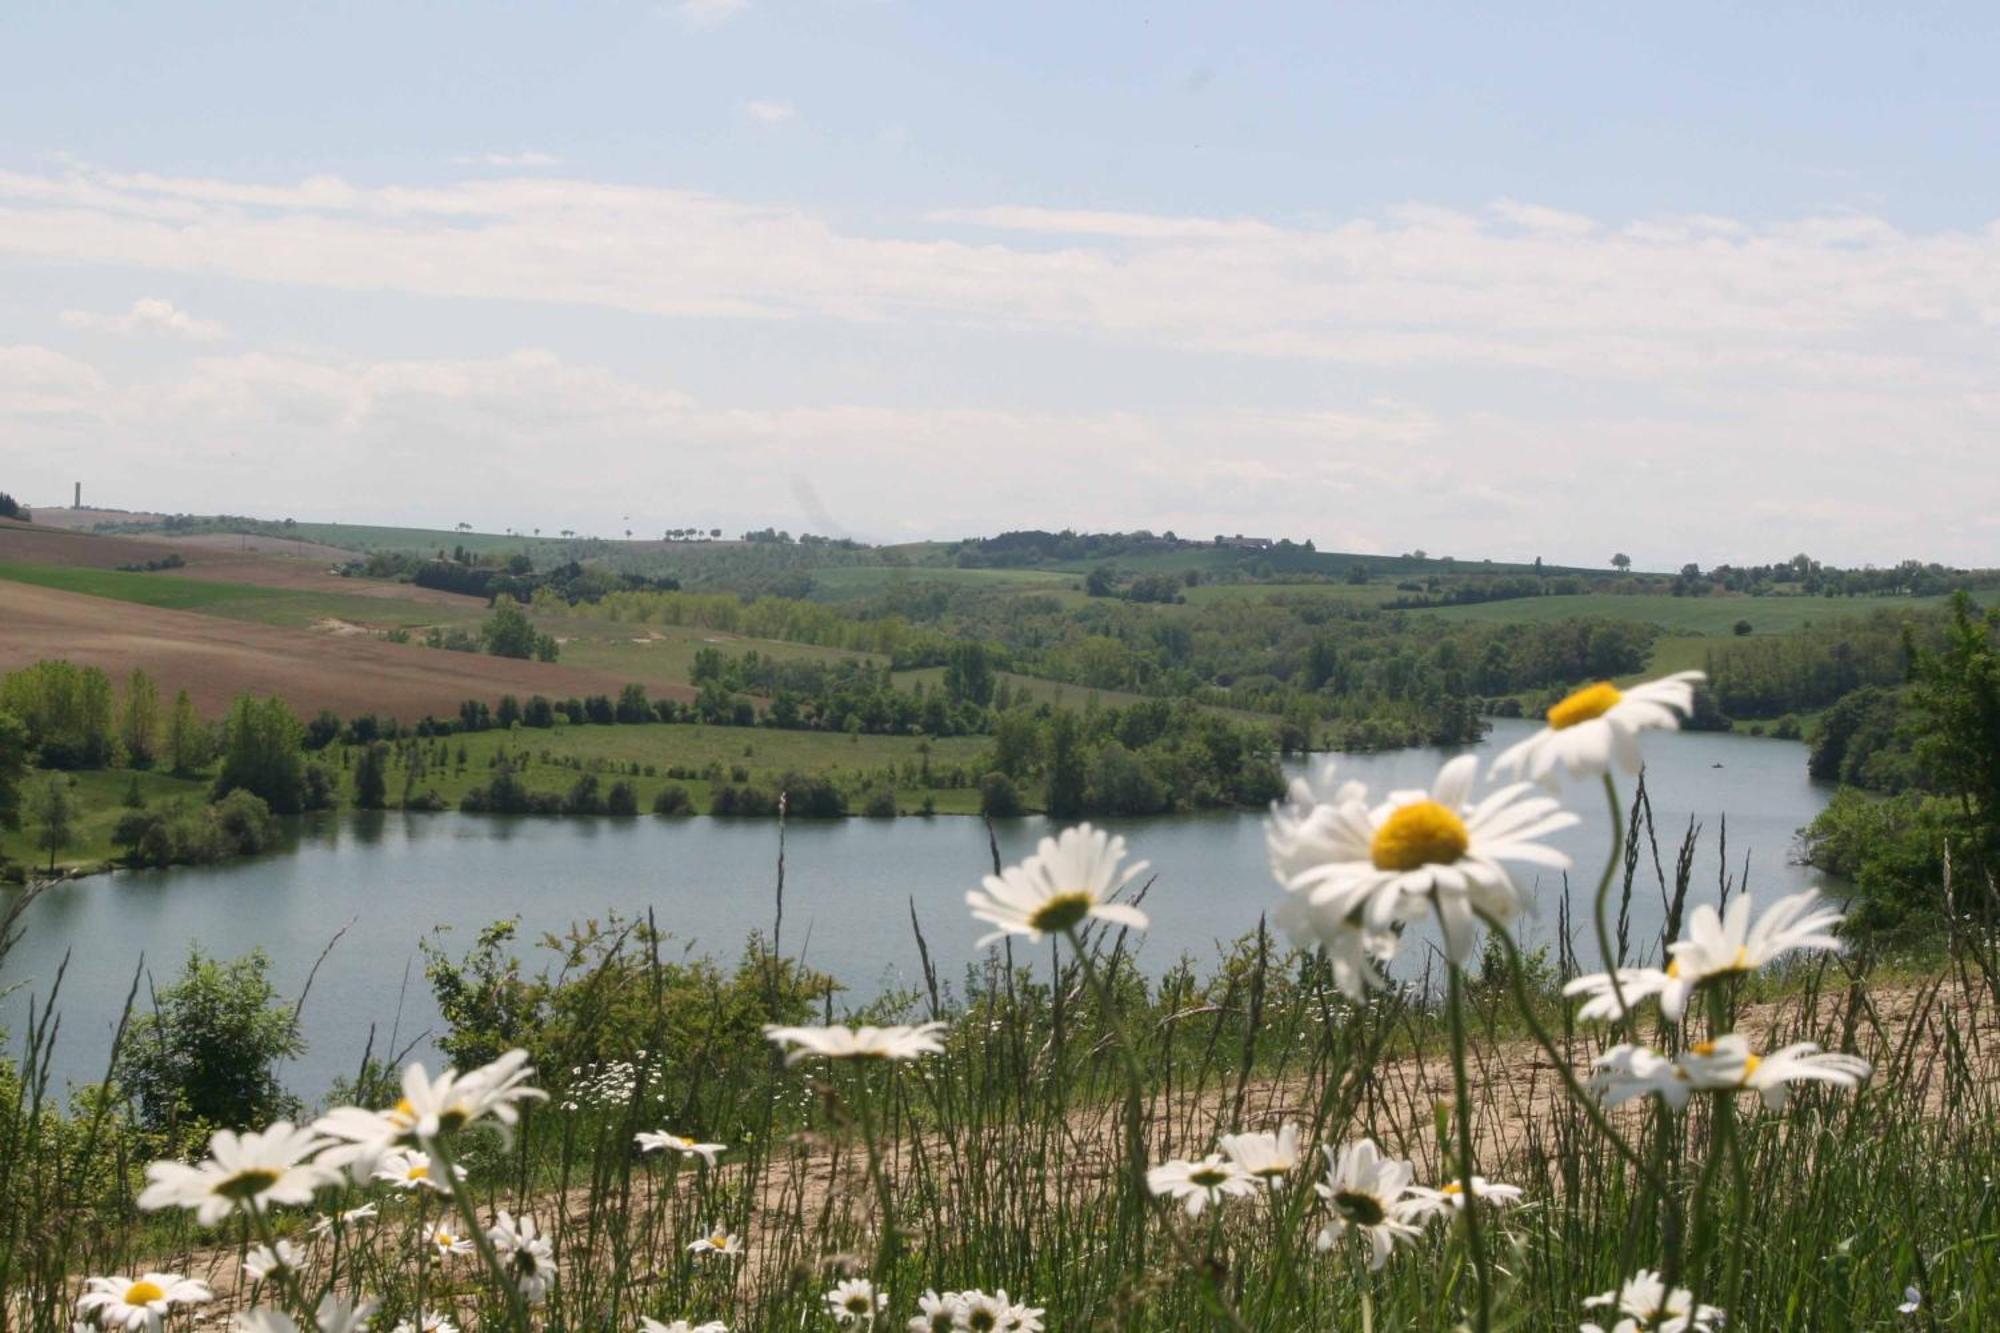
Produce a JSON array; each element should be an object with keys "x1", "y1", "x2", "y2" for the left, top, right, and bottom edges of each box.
[
  {"x1": 1410, "y1": 589, "x2": 1960, "y2": 633},
  {"x1": 0, "y1": 766, "x2": 211, "y2": 871},
  {"x1": 0, "y1": 560, "x2": 468, "y2": 630},
  {"x1": 549, "y1": 622, "x2": 880, "y2": 687},
  {"x1": 805, "y1": 564, "x2": 1081, "y2": 599}
]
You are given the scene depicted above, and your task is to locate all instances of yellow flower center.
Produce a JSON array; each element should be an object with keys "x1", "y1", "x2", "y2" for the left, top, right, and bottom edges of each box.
[
  {"x1": 1370, "y1": 801, "x2": 1470, "y2": 871},
  {"x1": 1190, "y1": 1165, "x2": 1231, "y2": 1188},
  {"x1": 1548, "y1": 682, "x2": 1623, "y2": 730},
  {"x1": 1441, "y1": 1181, "x2": 1464, "y2": 1196},
  {"x1": 1665, "y1": 958, "x2": 1680, "y2": 978},
  {"x1": 708, "y1": 1234, "x2": 729, "y2": 1249},
  {"x1": 407, "y1": 1164, "x2": 430, "y2": 1180},
  {"x1": 1743, "y1": 1054, "x2": 1763, "y2": 1079},
  {"x1": 216, "y1": 1167, "x2": 283, "y2": 1200},
  {"x1": 124, "y1": 1280, "x2": 167, "y2": 1303},
  {"x1": 435, "y1": 1231, "x2": 457, "y2": 1247},
  {"x1": 1028, "y1": 891, "x2": 1095, "y2": 933},
  {"x1": 968, "y1": 1311, "x2": 997, "y2": 1332},
  {"x1": 394, "y1": 1097, "x2": 415, "y2": 1117},
  {"x1": 1333, "y1": 1189, "x2": 1387, "y2": 1226}
]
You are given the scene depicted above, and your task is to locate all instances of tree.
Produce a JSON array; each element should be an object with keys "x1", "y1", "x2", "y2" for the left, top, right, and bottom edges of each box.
[
  {"x1": 353, "y1": 741, "x2": 389, "y2": 809},
  {"x1": 0, "y1": 491, "x2": 28, "y2": 521},
  {"x1": 0, "y1": 709, "x2": 29, "y2": 835},
  {"x1": 1044, "y1": 711, "x2": 1087, "y2": 819},
  {"x1": 481, "y1": 599, "x2": 539, "y2": 659},
  {"x1": 0, "y1": 659, "x2": 117, "y2": 767},
  {"x1": 166, "y1": 689, "x2": 210, "y2": 774},
  {"x1": 943, "y1": 642, "x2": 995, "y2": 706},
  {"x1": 1611, "y1": 553, "x2": 1631, "y2": 572},
  {"x1": 120, "y1": 669, "x2": 161, "y2": 768},
  {"x1": 120, "y1": 948, "x2": 303, "y2": 1135},
  {"x1": 213, "y1": 695, "x2": 308, "y2": 814},
  {"x1": 27, "y1": 774, "x2": 76, "y2": 872}
]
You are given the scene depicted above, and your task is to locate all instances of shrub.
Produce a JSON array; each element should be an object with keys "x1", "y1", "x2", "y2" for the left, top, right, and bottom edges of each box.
[
  {"x1": 605, "y1": 780, "x2": 639, "y2": 816},
  {"x1": 119, "y1": 948, "x2": 303, "y2": 1139},
  {"x1": 979, "y1": 772, "x2": 1024, "y2": 817},
  {"x1": 651, "y1": 784, "x2": 694, "y2": 815},
  {"x1": 862, "y1": 787, "x2": 899, "y2": 818}
]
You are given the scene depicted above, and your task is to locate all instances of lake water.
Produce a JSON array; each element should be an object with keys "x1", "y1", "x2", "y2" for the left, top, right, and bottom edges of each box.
[{"x1": 2, "y1": 720, "x2": 1835, "y2": 1099}]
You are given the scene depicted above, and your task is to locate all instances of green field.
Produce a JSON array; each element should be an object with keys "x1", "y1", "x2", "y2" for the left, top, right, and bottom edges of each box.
[
  {"x1": 805, "y1": 564, "x2": 1080, "y2": 600},
  {"x1": 1409, "y1": 589, "x2": 1959, "y2": 634},
  {"x1": 550, "y1": 621, "x2": 880, "y2": 687},
  {"x1": 0, "y1": 766, "x2": 210, "y2": 872},
  {"x1": 0, "y1": 561, "x2": 469, "y2": 631}
]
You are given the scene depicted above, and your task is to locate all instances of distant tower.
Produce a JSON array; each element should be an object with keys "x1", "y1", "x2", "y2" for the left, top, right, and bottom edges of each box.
[{"x1": 73, "y1": 482, "x2": 81, "y2": 509}]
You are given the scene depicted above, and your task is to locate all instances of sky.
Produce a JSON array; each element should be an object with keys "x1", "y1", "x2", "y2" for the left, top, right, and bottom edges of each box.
[{"x1": 2, "y1": 2, "x2": 1998, "y2": 568}]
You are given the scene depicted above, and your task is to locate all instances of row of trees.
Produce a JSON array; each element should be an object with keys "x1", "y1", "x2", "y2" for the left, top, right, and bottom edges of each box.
[{"x1": 0, "y1": 661, "x2": 211, "y2": 772}]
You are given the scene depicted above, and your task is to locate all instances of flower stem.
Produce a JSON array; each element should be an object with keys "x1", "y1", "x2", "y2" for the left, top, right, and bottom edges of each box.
[
  {"x1": 1445, "y1": 966, "x2": 1493, "y2": 1333},
  {"x1": 430, "y1": 1134, "x2": 533, "y2": 1333},
  {"x1": 245, "y1": 1199, "x2": 313, "y2": 1321},
  {"x1": 1593, "y1": 774, "x2": 1631, "y2": 1021}
]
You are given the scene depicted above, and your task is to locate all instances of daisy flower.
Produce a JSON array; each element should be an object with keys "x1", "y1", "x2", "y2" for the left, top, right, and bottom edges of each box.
[
  {"x1": 1313, "y1": 1140, "x2": 1424, "y2": 1271},
  {"x1": 242, "y1": 1241, "x2": 303, "y2": 1283},
  {"x1": 1268, "y1": 778, "x2": 1399, "y2": 999},
  {"x1": 1659, "y1": 889, "x2": 1845, "y2": 1019},
  {"x1": 826, "y1": 1278, "x2": 887, "y2": 1325},
  {"x1": 1678, "y1": 1035, "x2": 1872, "y2": 1109},
  {"x1": 309, "y1": 1203, "x2": 379, "y2": 1238},
  {"x1": 487, "y1": 1210, "x2": 557, "y2": 1304},
  {"x1": 1001, "y1": 1296, "x2": 1044, "y2": 1333},
  {"x1": 1270, "y1": 889, "x2": 1397, "y2": 1001},
  {"x1": 1217, "y1": 1123, "x2": 1303, "y2": 1188},
  {"x1": 1490, "y1": 671, "x2": 1704, "y2": 786},
  {"x1": 762, "y1": 1022, "x2": 947, "y2": 1065},
  {"x1": 638, "y1": 1321, "x2": 727, "y2": 1333},
  {"x1": 135, "y1": 1122, "x2": 337, "y2": 1225},
  {"x1": 373, "y1": 1150, "x2": 462, "y2": 1195},
  {"x1": 1561, "y1": 967, "x2": 1673, "y2": 1023},
  {"x1": 1146, "y1": 1153, "x2": 1258, "y2": 1217},
  {"x1": 687, "y1": 1224, "x2": 745, "y2": 1258},
  {"x1": 1581, "y1": 1268, "x2": 1723, "y2": 1333},
  {"x1": 1401, "y1": 1175, "x2": 1524, "y2": 1222},
  {"x1": 426, "y1": 1225, "x2": 475, "y2": 1259},
  {"x1": 1589, "y1": 1043, "x2": 1696, "y2": 1109},
  {"x1": 234, "y1": 1296, "x2": 377, "y2": 1333},
  {"x1": 634, "y1": 1130, "x2": 726, "y2": 1166},
  {"x1": 965, "y1": 823, "x2": 1149, "y2": 946},
  {"x1": 955, "y1": 1291, "x2": 1008, "y2": 1332},
  {"x1": 77, "y1": 1274, "x2": 212, "y2": 1333},
  {"x1": 389, "y1": 1314, "x2": 459, "y2": 1333},
  {"x1": 1286, "y1": 755, "x2": 1577, "y2": 963},
  {"x1": 907, "y1": 1291, "x2": 963, "y2": 1333},
  {"x1": 315, "y1": 1050, "x2": 545, "y2": 1176}
]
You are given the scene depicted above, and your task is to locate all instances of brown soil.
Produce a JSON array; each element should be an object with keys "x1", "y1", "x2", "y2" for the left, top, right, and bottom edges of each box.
[{"x1": 0, "y1": 579, "x2": 692, "y2": 720}]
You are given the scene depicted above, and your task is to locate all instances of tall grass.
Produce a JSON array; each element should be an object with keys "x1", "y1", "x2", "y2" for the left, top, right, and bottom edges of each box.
[{"x1": 3, "y1": 783, "x2": 1996, "y2": 1331}]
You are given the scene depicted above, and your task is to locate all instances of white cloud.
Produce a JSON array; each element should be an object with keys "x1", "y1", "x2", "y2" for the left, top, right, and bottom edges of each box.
[
  {"x1": 450, "y1": 151, "x2": 562, "y2": 169},
  {"x1": 58, "y1": 297, "x2": 225, "y2": 341},
  {"x1": 742, "y1": 99, "x2": 796, "y2": 126},
  {"x1": 678, "y1": 0, "x2": 749, "y2": 29}
]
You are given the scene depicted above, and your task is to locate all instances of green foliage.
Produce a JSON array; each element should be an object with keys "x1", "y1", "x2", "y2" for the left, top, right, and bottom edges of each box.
[
  {"x1": 861, "y1": 786, "x2": 899, "y2": 817},
  {"x1": 118, "y1": 669, "x2": 160, "y2": 768},
  {"x1": 1905, "y1": 591, "x2": 2000, "y2": 847},
  {"x1": 352, "y1": 741, "x2": 389, "y2": 810},
  {"x1": 120, "y1": 948, "x2": 303, "y2": 1138},
  {"x1": 213, "y1": 694, "x2": 308, "y2": 814},
  {"x1": 978, "y1": 771, "x2": 1023, "y2": 817},
  {"x1": 0, "y1": 709, "x2": 26, "y2": 833},
  {"x1": 0, "y1": 660, "x2": 117, "y2": 768},
  {"x1": 113, "y1": 790, "x2": 280, "y2": 869},
  {"x1": 165, "y1": 689, "x2": 210, "y2": 774},
  {"x1": 25, "y1": 774, "x2": 76, "y2": 871},
  {"x1": 482, "y1": 598, "x2": 551, "y2": 660},
  {"x1": 651, "y1": 783, "x2": 693, "y2": 815}
]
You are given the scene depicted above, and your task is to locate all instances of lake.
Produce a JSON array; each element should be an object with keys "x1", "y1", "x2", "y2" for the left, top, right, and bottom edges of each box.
[{"x1": 2, "y1": 720, "x2": 1835, "y2": 1099}]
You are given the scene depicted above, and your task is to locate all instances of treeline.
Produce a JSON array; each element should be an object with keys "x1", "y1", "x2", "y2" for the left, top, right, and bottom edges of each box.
[
  {"x1": 568, "y1": 588, "x2": 956, "y2": 664},
  {"x1": 357, "y1": 551, "x2": 681, "y2": 606},
  {"x1": 690, "y1": 644, "x2": 998, "y2": 737},
  {"x1": 407, "y1": 600, "x2": 559, "y2": 662},
  {"x1": 1701, "y1": 610, "x2": 1927, "y2": 718},
  {"x1": 980, "y1": 697, "x2": 1284, "y2": 818}
]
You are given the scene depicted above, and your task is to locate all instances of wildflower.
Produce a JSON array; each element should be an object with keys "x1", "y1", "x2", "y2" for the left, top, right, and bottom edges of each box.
[
  {"x1": 242, "y1": 1241, "x2": 303, "y2": 1283},
  {"x1": 1679, "y1": 1034, "x2": 1872, "y2": 1109},
  {"x1": 309, "y1": 1203, "x2": 379, "y2": 1237},
  {"x1": 234, "y1": 1296, "x2": 377, "y2": 1333},
  {"x1": 1489, "y1": 671, "x2": 1704, "y2": 786},
  {"x1": 1898, "y1": 1286, "x2": 1922, "y2": 1314},
  {"x1": 488, "y1": 1210, "x2": 557, "y2": 1304},
  {"x1": 1581, "y1": 1268, "x2": 1722, "y2": 1332},
  {"x1": 638, "y1": 1321, "x2": 726, "y2": 1333},
  {"x1": 907, "y1": 1293, "x2": 963, "y2": 1333},
  {"x1": 1001, "y1": 1296, "x2": 1044, "y2": 1332},
  {"x1": 1314, "y1": 1140, "x2": 1424, "y2": 1270},
  {"x1": 427, "y1": 1225, "x2": 475, "y2": 1258},
  {"x1": 826, "y1": 1278, "x2": 887, "y2": 1324},
  {"x1": 135, "y1": 1122, "x2": 337, "y2": 1225},
  {"x1": 1589, "y1": 1043, "x2": 1697, "y2": 1108},
  {"x1": 955, "y1": 1291, "x2": 1008, "y2": 1332},
  {"x1": 762, "y1": 1022, "x2": 947, "y2": 1065},
  {"x1": 1659, "y1": 889, "x2": 1844, "y2": 1019},
  {"x1": 1286, "y1": 755, "x2": 1577, "y2": 963},
  {"x1": 374, "y1": 1150, "x2": 462, "y2": 1195},
  {"x1": 389, "y1": 1315, "x2": 459, "y2": 1333},
  {"x1": 1217, "y1": 1123, "x2": 1303, "y2": 1187},
  {"x1": 1146, "y1": 1153, "x2": 1258, "y2": 1217},
  {"x1": 687, "y1": 1223, "x2": 745, "y2": 1257},
  {"x1": 634, "y1": 1130, "x2": 726, "y2": 1166},
  {"x1": 966, "y1": 823, "x2": 1149, "y2": 945},
  {"x1": 77, "y1": 1275, "x2": 212, "y2": 1333},
  {"x1": 1401, "y1": 1175, "x2": 1524, "y2": 1221},
  {"x1": 1270, "y1": 888, "x2": 1396, "y2": 1001},
  {"x1": 315, "y1": 1050, "x2": 545, "y2": 1176},
  {"x1": 1561, "y1": 967, "x2": 1673, "y2": 1023}
]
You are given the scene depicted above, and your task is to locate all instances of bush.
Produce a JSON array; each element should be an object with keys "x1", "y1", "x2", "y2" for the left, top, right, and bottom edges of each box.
[
  {"x1": 709, "y1": 783, "x2": 778, "y2": 817},
  {"x1": 119, "y1": 948, "x2": 303, "y2": 1138},
  {"x1": 113, "y1": 791, "x2": 279, "y2": 869},
  {"x1": 979, "y1": 772, "x2": 1025, "y2": 817},
  {"x1": 651, "y1": 784, "x2": 694, "y2": 815},
  {"x1": 862, "y1": 787, "x2": 899, "y2": 818},
  {"x1": 605, "y1": 780, "x2": 639, "y2": 816}
]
